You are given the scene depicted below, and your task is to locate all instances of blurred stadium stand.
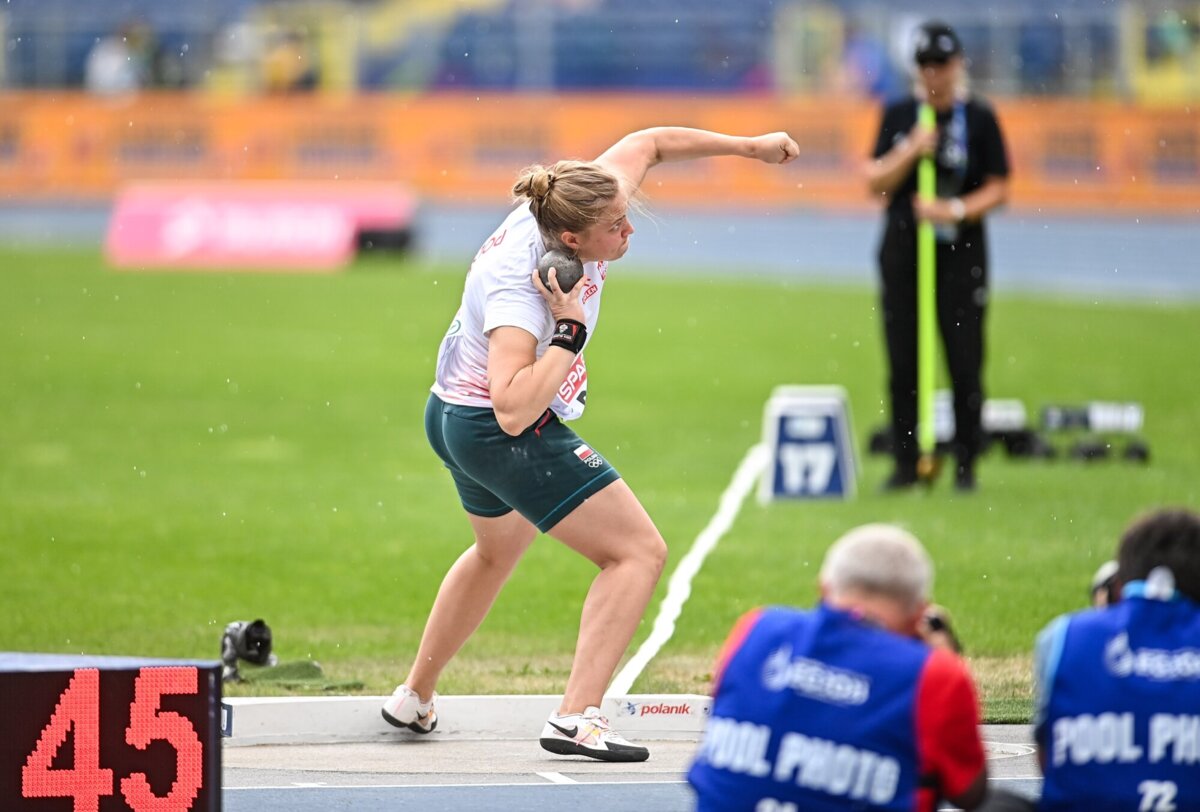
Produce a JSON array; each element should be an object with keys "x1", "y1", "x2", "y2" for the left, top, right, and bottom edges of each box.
[
  {"x1": 3, "y1": 0, "x2": 246, "y2": 88},
  {"x1": 1, "y1": 0, "x2": 1197, "y2": 284},
  {"x1": 2, "y1": 0, "x2": 1198, "y2": 101},
  {"x1": 2, "y1": 0, "x2": 1197, "y2": 225}
]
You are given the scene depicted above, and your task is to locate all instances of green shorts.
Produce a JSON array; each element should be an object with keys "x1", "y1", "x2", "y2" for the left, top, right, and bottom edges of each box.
[{"x1": 425, "y1": 393, "x2": 620, "y2": 533}]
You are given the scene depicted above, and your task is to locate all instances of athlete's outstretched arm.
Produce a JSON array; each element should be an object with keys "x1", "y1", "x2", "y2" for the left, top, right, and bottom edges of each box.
[{"x1": 595, "y1": 128, "x2": 799, "y2": 196}]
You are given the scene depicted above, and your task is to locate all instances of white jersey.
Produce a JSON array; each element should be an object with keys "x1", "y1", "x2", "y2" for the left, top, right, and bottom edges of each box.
[{"x1": 431, "y1": 204, "x2": 608, "y2": 422}]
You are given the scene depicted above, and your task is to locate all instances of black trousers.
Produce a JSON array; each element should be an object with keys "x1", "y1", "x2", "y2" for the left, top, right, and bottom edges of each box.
[{"x1": 879, "y1": 218, "x2": 989, "y2": 471}]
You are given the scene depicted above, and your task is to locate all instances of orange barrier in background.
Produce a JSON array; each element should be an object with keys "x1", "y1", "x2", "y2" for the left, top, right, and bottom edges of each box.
[{"x1": 1, "y1": 92, "x2": 1198, "y2": 213}]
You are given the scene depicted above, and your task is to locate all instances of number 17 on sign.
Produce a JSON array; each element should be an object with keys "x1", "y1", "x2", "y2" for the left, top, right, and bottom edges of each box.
[{"x1": 759, "y1": 386, "x2": 859, "y2": 502}]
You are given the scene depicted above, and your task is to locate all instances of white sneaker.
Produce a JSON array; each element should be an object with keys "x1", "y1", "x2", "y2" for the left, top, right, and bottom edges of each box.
[
  {"x1": 381, "y1": 684, "x2": 438, "y2": 734},
  {"x1": 539, "y1": 706, "x2": 649, "y2": 762}
]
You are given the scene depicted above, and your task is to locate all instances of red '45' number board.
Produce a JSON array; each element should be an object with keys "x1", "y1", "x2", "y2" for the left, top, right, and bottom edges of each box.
[{"x1": 0, "y1": 665, "x2": 221, "y2": 811}]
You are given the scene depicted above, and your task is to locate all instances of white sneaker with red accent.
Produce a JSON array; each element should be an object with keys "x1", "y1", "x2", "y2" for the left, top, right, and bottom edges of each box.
[
  {"x1": 381, "y1": 684, "x2": 438, "y2": 734},
  {"x1": 539, "y1": 706, "x2": 649, "y2": 762}
]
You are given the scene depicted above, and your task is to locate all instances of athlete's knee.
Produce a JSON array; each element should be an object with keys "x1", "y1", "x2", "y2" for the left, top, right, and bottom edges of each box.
[
  {"x1": 472, "y1": 543, "x2": 521, "y2": 572},
  {"x1": 638, "y1": 532, "x2": 668, "y2": 580},
  {"x1": 471, "y1": 529, "x2": 535, "y2": 571},
  {"x1": 602, "y1": 530, "x2": 666, "y2": 577}
]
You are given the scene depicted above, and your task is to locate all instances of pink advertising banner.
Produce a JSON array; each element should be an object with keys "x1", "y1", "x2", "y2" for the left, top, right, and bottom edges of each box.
[{"x1": 106, "y1": 182, "x2": 417, "y2": 270}]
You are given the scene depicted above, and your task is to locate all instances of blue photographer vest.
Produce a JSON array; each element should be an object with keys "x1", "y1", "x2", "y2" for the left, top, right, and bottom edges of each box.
[
  {"x1": 688, "y1": 604, "x2": 931, "y2": 812},
  {"x1": 1037, "y1": 587, "x2": 1200, "y2": 812}
]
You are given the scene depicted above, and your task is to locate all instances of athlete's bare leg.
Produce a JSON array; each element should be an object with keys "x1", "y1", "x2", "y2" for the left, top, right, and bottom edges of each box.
[
  {"x1": 546, "y1": 479, "x2": 668, "y2": 714},
  {"x1": 404, "y1": 510, "x2": 538, "y2": 700}
]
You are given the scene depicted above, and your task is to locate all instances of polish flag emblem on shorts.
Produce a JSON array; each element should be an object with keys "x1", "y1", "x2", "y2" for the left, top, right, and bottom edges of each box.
[{"x1": 574, "y1": 444, "x2": 604, "y2": 468}]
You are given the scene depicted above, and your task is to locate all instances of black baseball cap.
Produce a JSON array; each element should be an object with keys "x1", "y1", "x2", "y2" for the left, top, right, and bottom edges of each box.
[{"x1": 914, "y1": 21, "x2": 962, "y2": 64}]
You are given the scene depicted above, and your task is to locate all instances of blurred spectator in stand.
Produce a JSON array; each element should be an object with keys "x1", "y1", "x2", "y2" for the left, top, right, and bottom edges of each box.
[
  {"x1": 148, "y1": 37, "x2": 189, "y2": 89},
  {"x1": 1134, "y1": 9, "x2": 1200, "y2": 103},
  {"x1": 209, "y1": 21, "x2": 263, "y2": 94},
  {"x1": 838, "y1": 21, "x2": 903, "y2": 100},
  {"x1": 262, "y1": 29, "x2": 319, "y2": 93},
  {"x1": 1147, "y1": 9, "x2": 1194, "y2": 65},
  {"x1": 696, "y1": 20, "x2": 772, "y2": 92},
  {"x1": 85, "y1": 22, "x2": 153, "y2": 95},
  {"x1": 1018, "y1": 22, "x2": 1065, "y2": 94}
]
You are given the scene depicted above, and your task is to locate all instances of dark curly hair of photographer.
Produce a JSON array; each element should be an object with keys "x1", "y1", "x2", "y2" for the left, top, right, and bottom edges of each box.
[{"x1": 1117, "y1": 507, "x2": 1200, "y2": 602}]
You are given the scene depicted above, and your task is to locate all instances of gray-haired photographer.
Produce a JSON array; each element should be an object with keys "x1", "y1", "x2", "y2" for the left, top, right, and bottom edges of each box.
[{"x1": 687, "y1": 523, "x2": 1027, "y2": 812}]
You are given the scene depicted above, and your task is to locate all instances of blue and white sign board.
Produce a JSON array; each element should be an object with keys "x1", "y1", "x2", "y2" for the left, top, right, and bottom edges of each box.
[{"x1": 759, "y1": 385, "x2": 858, "y2": 502}]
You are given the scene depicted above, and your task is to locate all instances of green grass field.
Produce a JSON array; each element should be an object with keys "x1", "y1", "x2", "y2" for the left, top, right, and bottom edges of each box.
[{"x1": 2, "y1": 245, "x2": 1196, "y2": 721}]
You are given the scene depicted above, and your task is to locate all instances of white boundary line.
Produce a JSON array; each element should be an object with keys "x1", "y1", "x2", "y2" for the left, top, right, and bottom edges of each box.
[
  {"x1": 224, "y1": 776, "x2": 1042, "y2": 792},
  {"x1": 535, "y1": 772, "x2": 577, "y2": 784},
  {"x1": 226, "y1": 780, "x2": 690, "y2": 792},
  {"x1": 608, "y1": 443, "x2": 769, "y2": 697}
]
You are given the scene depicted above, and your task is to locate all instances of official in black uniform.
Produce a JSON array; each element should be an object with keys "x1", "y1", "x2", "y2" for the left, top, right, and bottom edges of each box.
[{"x1": 866, "y1": 21, "x2": 1010, "y2": 492}]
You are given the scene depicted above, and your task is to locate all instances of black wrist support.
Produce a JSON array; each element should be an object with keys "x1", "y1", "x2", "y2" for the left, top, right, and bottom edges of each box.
[{"x1": 549, "y1": 319, "x2": 587, "y2": 354}]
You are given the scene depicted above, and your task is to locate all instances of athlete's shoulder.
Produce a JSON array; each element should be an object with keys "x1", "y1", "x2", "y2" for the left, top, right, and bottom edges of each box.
[
  {"x1": 494, "y1": 204, "x2": 540, "y2": 248},
  {"x1": 471, "y1": 206, "x2": 540, "y2": 275},
  {"x1": 499, "y1": 201, "x2": 536, "y2": 227}
]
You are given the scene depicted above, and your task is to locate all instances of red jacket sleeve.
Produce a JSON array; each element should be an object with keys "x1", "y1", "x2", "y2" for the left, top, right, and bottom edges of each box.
[{"x1": 914, "y1": 647, "x2": 986, "y2": 801}]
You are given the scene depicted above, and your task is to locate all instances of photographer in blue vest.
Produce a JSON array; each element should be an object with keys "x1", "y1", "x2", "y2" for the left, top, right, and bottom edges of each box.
[
  {"x1": 687, "y1": 524, "x2": 1000, "y2": 811},
  {"x1": 1031, "y1": 508, "x2": 1200, "y2": 811}
]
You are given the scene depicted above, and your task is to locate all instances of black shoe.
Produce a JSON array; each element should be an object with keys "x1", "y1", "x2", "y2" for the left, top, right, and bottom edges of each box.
[
  {"x1": 954, "y1": 464, "x2": 977, "y2": 492},
  {"x1": 881, "y1": 468, "x2": 919, "y2": 492}
]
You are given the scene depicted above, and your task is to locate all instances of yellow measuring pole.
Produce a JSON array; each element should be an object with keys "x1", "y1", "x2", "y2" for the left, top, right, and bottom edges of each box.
[{"x1": 916, "y1": 103, "x2": 940, "y2": 481}]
